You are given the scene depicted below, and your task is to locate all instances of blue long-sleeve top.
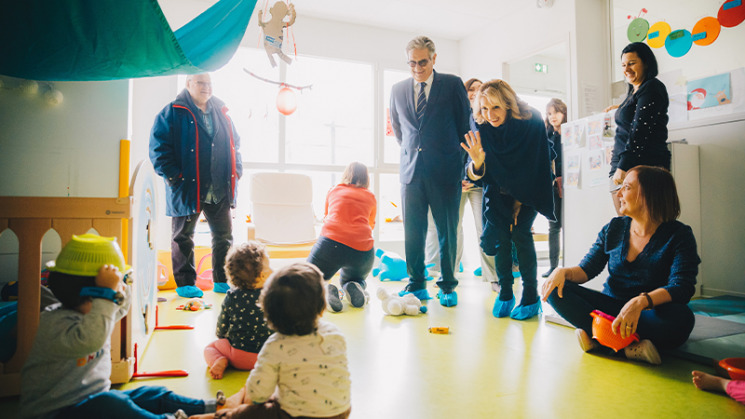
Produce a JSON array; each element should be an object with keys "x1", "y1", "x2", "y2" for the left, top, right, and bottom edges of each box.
[
  {"x1": 579, "y1": 217, "x2": 700, "y2": 304},
  {"x1": 611, "y1": 77, "x2": 670, "y2": 176}
]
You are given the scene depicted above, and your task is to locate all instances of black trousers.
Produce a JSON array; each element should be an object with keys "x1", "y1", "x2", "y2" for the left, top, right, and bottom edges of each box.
[{"x1": 171, "y1": 199, "x2": 233, "y2": 287}]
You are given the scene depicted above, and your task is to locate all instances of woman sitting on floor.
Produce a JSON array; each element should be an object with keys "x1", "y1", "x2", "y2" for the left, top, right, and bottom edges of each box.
[{"x1": 541, "y1": 165, "x2": 700, "y2": 364}]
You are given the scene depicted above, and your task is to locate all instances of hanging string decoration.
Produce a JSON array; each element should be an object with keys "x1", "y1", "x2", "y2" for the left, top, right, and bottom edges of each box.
[
  {"x1": 258, "y1": 1, "x2": 297, "y2": 67},
  {"x1": 626, "y1": 1, "x2": 744, "y2": 58},
  {"x1": 243, "y1": 68, "x2": 311, "y2": 116}
]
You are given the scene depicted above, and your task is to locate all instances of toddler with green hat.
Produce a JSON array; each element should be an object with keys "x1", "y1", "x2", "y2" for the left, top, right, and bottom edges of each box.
[{"x1": 19, "y1": 234, "x2": 238, "y2": 419}]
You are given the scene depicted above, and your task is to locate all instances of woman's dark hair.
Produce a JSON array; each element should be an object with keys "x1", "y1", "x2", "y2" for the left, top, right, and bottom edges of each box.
[
  {"x1": 225, "y1": 241, "x2": 267, "y2": 289},
  {"x1": 464, "y1": 78, "x2": 482, "y2": 92},
  {"x1": 628, "y1": 165, "x2": 680, "y2": 223},
  {"x1": 545, "y1": 98, "x2": 567, "y2": 135},
  {"x1": 47, "y1": 272, "x2": 96, "y2": 309},
  {"x1": 622, "y1": 42, "x2": 658, "y2": 93},
  {"x1": 259, "y1": 262, "x2": 325, "y2": 335}
]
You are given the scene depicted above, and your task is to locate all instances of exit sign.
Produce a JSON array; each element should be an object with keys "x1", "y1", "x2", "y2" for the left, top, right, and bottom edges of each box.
[{"x1": 534, "y1": 63, "x2": 548, "y2": 73}]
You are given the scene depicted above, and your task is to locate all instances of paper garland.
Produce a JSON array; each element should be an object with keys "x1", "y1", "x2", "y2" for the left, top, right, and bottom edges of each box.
[{"x1": 626, "y1": 0, "x2": 743, "y2": 58}]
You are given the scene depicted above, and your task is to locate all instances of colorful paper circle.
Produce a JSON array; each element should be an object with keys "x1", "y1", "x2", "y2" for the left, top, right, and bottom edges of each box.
[
  {"x1": 627, "y1": 18, "x2": 650, "y2": 42},
  {"x1": 718, "y1": 0, "x2": 745, "y2": 28},
  {"x1": 646, "y1": 21, "x2": 672, "y2": 48},
  {"x1": 692, "y1": 16, "x2": 721, "y2": 46},
  {"x1": 665, "y1": 29, "x2": 693, "y2": 57}
]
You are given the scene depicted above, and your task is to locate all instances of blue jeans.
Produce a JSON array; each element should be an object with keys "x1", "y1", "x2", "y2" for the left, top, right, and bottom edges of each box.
[
  {"x1": 481, "y1": 193, "x2": 538, "y2": 303},
  {"x1": 547, "y1": 281, "x2": 695, "y2": 350},
  {"x1": 55, "y1": 386, "x2": 210, "y2": 419},
  {"x1": 307, "y1": 236, "x2": 374, "y2": 287},
  {"x1": 171, "y1": 199, "x2": 233, "y2": 287}
]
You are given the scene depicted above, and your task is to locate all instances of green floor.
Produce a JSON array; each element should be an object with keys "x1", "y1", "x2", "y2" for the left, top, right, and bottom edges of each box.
[{"x1": 2, "y1": 272, "x2": 742, "y2": 418}]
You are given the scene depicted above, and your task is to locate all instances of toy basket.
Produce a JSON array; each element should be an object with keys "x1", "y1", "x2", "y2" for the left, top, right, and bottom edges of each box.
[
  {"x1": 48, "y1": 234, "x2": 130, "y2": 276},
  {"x1": 590, "y1": 310, "x2": 640, "y2": 352}
]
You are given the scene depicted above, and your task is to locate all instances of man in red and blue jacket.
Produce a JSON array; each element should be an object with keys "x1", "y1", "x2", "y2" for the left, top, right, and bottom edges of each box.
[{"x1": 149, "y1": 73, "x2": 242, "y2": 298}]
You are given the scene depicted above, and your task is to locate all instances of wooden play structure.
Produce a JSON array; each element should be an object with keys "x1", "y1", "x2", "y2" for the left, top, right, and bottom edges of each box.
[{"x1": 0, "y1": 142, "x2": 160, "y2": 396}]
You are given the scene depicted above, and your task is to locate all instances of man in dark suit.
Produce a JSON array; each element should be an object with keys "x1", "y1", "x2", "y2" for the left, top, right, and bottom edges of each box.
[{"x1": 389, "y1": 36, "x2": 471, "y2": 307}]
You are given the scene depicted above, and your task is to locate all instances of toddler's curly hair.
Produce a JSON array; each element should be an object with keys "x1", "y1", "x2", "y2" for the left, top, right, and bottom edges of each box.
[{"x1": 224, "y1": 241, "x2": 268, "y2": 289}]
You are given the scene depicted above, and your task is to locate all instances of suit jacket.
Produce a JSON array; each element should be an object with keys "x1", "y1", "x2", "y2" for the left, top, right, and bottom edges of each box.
[{"x1": 390, "y1": 71, "x2": 471, "y2": 184}]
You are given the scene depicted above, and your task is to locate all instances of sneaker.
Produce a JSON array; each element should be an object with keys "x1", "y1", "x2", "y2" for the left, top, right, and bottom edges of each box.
[
  {"x1": 343, "y1": 282, "x2": 366, "y2": 308},
  {"x1": 541, "y1": 268, "x2": 555, "y2": 278},
  {"x1": 176, "y1": 285, "x2": 203, "y2": 298},
  {"x1": 437, "y1": 290, "x2": 458, "y2": 307},
  {"x1": 327, "y1": 284, "x2": 343, "y2": 312},
  {"x1": 624, "y1": 339, "x2": 662, "y2": 365},
  {"x1": 212, "y1": 282, "x2": 230, "y2": 294},
  {"x1": 575, "y1": 328, "x2": 599, "y2": 352}
]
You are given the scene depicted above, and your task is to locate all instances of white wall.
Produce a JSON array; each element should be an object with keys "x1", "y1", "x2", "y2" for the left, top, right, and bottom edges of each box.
[{"x1": 459, "y1": 1, "x2": 574, "y2": 87}]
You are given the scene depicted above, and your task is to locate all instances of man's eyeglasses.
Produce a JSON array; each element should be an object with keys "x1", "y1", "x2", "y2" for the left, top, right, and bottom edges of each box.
[
  {"x1": 194, "y1": 81, "x2": 212, "y2": 88},
  {"x1": 407, "y1": 59, "x2": 430, "y2": 68}
]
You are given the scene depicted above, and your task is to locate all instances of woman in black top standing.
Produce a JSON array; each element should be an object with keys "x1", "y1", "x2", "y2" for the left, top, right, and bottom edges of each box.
[{"x1": 606, "y1": 42, "x2": 670, "y2": 215}]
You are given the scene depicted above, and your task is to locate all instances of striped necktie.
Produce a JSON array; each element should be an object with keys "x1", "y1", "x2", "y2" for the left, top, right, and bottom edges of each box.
[{"x1": 416, "y1": 82, "x2": 427, "y2": 122}]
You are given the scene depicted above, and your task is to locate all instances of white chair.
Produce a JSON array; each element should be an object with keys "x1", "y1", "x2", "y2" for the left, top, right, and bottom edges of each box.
[{"x1": 247, "y1": 172, "x2": 317, "y2": 258}]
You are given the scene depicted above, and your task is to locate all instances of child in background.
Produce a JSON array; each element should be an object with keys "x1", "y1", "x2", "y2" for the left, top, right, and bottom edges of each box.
[
  {"x1": 191, "y1": 262, "x2": 352, "y2": 419},
  {"x1": 20, "y1": 234, "x2": 228, "y2": 419},
  {"x1": 692, "y1": 370, "x2": 745, "y2": 404},
  {"x1": 204, "y1": 242, "x2": 273, "y2": 379}
]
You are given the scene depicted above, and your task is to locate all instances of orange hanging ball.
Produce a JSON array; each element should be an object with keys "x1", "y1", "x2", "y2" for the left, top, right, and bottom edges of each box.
[{"x1": 276, "y1": 86, "x2": 297, "y2": 116}]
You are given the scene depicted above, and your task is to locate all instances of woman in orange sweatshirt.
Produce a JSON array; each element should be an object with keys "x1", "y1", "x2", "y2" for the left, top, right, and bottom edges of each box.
[{"x1": 307, "y1": 162, "x2": 377, "y2": 312}]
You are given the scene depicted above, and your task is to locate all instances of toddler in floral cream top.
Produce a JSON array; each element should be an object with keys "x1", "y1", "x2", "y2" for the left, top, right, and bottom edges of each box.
[{"x1": 192, "y1": 262, "x2": 351, "y2": 419}]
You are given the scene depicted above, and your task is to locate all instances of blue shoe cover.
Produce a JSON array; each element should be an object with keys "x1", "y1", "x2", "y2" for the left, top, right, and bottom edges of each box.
[
  {"x1": 398, "y1": 288, "x2": 432, "y2": 300},
  {"x1": 213, "y1": 282, "x2": 230, "y2": 294},
  {"x1": 437, "y1": 290, "x2": 458, "y2": 307},
  {"x1": 458, "y1": 262, "x2": 464, "y2": 273},
  {"x1": 510, "y1": 301, "x2": 542, "y2": 320},
  {"x1": 492, "y1": 297, "x2": 515, "y2": 318},
  {"x1": 512, "y1": 270, "x2": 522, "y2": 279},
  {"x1": 473, "y1": 267, "x2": 482, "y2": 276},
  {"x1": 176, "y1": 285, "x2": 203, "y2": 298}
]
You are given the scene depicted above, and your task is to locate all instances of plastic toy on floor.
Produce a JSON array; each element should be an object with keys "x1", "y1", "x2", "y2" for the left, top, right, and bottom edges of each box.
[
  {"x1": 177, "y1": 298, "x2": 212, "y2": 311},
  {"x1": 377, "y1": 288, "x2": 427, "y2": 316},
  {"x1": 372, "y1": 248, "x2": 434, "y2": 281}
]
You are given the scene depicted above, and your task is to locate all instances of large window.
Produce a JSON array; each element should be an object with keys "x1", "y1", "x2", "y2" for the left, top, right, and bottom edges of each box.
[
  {"x1": 286, "y1": 56, "x2": 374, "y2": 166},
  {"x1": 198, "y1": 47, "x2": 405, "y2": 243}
]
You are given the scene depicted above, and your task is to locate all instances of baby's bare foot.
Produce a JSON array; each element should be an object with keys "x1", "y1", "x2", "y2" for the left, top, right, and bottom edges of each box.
[
  {"x1": 209, "y1": 358, "x2": 229, "y2": 380},
  {"x1": 692, "y1": 370, "x2": 729, "y2": 393}
]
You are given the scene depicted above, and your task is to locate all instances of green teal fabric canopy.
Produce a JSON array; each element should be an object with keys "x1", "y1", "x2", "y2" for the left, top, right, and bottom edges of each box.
[{"x1": 0, "y1": 0, "x2": 257, "y2": 81}]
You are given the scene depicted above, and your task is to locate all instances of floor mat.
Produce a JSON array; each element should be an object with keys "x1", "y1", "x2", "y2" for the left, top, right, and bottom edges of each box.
[
  {"x1": 689, "y1": 295, "x2": 745, "y2": 317},
  {"x1": 670, "y1": 296, "x2": 745, "y2": 365}
]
